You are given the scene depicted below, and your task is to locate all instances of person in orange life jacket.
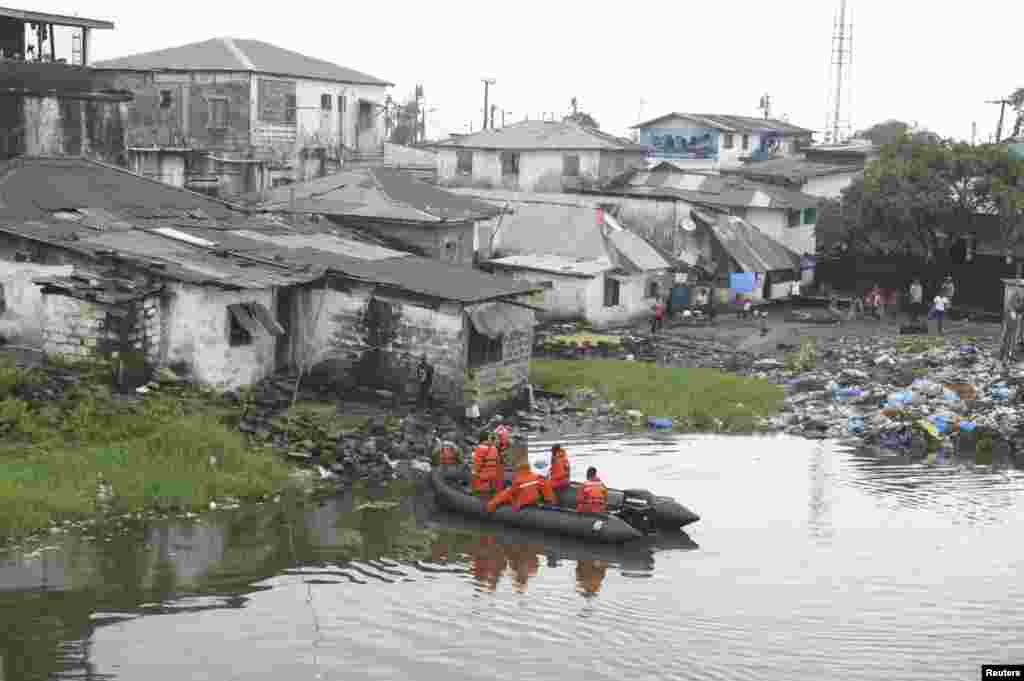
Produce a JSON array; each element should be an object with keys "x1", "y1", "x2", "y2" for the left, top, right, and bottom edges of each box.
[
  {"x1": 472, "y1": 432, "x2": 504, "y2": 496},
  {"x1": 547, "y1": 444, "x2": 571, "y2": 502},
  {"x1": 576, "y1": 466, "x2": 609, "y2": 513},
  {"x1": 486, "y1": 459, "x2": 556, "y2": 513}
]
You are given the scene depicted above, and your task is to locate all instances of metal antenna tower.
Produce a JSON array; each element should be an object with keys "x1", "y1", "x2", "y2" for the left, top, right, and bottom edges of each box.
[{"x1": 825, "y1": 0, "x2": 854, "y2": 144}]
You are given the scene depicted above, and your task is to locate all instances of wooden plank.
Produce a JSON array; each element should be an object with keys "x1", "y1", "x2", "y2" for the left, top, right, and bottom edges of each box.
[{"x1": 248, "y1": 302, "x2": 285, "y2": 336}]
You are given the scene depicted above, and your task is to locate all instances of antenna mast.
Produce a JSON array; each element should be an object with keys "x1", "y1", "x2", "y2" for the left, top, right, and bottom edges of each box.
[{"x1": 826, "y1": 0, "x2": 853, "y2": 143}]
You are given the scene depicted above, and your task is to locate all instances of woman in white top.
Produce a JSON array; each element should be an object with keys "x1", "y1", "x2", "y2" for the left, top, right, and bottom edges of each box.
[{"x1": 932, "y1": 293, "x2": 950, "y2": 334}]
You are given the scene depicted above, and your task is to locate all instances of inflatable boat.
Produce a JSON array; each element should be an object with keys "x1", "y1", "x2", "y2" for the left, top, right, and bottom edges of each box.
[{"x1": 430, "y1": 467, "x2": 700, "y2": 544}]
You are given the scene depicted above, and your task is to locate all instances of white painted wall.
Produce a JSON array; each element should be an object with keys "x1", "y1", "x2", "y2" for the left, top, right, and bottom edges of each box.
[
  {"x1": 802, "y1": 172, "x2": 858, "y2": 199},
  {"x1": 0, "y1": 261, "x2": 73, "y2": 345},
  {"x1": 163, "y1": 283, "x2": 278, "y2": 390},
  {"x1": 437, "y1": 148, "x2": 636, "y2": 191},
  {"x1": 745, "y1": 207, "x2": 816, "y2": 256}
]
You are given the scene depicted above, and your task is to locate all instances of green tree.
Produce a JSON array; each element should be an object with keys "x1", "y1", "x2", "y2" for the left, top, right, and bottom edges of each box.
[
  {"x1": 972, "y1": 144, "x2": 1024, "y2": 260},
  {"x1": 1010, "y1": 87, "x2": 1024, "y2": 139},
  {"x1": 857, "y1": 119, "x2": 940, "y2": 146}
]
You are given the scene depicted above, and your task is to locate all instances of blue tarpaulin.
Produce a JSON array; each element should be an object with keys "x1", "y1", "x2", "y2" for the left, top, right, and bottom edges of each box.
[
  {"x1": 670, "y1": 286, "x2": 689, "y2": 307},
  {"x1": 730, "y1": 272, "x2": 756, "y2": 293}
]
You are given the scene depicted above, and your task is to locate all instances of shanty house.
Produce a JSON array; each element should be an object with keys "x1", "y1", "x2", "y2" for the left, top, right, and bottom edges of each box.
[
  {"x1": 631, "y1": 113, "x2": 815, "y2": 170},
  {"x1": 92, "y1": 37, "x2": 392, "y2": 197},
  {"x1": 599, "y1": 161, "x2": 820, "y2": 255},
  {"x1": 0, "y1": 157, "x2": 540, "y2": 415},
  {"x1": 245, "y1": 166, "x2": 502, "y2": 267},
  {"x1": 478, "y1": 199, "x2": 671, "y2": 327},
  {"x1": 431, "y1": 120, "x2": 647, "y2": 193}
]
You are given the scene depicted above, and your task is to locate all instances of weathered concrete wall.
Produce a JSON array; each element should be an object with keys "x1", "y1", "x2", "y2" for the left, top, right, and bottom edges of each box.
[
  {"x1": 490, "y1": 267, "x2": 591, "y2": 321},
  {"x1": 15, "y1": 96, "x2": 126, "y2": 164},
  {"x1": 0, "y1": 261, "x2": 74, "y2": 345},
  {"x1": 803, "y1": 172, "x2": 856, "y2": 199},
  {"x1": 341, "y1": 219, "x2": 475, "y2": 266},
  {"x1": 39, "y1": 294, "x2": 156, "y2": 362},
  {"x1": 746, "y1": 207, "x2": 815, "y2": 255},
  {"x1": 464, "y1": 307, "x2": 534, "y2": 415},
  {"x1": 163, "y1": 283, "x2": 277, "y2": 390}
]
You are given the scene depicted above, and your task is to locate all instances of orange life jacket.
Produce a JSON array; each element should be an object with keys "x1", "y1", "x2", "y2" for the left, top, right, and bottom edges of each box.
[
  {"x1": 576, "y1": 477, "x2": 608, "y2": 513},
  {"x1": 487, "y1": 468, "x2": 555, "y2": 512},
  {"x1": 549, "y1": 452, "x2": 571, "y2": 490},
  {"x1": 473, "y1": 444, "x2": 504, "y2": 493}
]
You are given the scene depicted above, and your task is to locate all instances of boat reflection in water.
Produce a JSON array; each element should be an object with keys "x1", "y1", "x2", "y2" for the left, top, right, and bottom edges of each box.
[{"x1": 425, "y1": 509, "x2": 698, "y2": 596}]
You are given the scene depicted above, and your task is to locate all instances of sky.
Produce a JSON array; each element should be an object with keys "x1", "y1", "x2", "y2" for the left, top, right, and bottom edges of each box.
[{"x1": 22, "y1": 0, "x2": 1024, "y2": 143}]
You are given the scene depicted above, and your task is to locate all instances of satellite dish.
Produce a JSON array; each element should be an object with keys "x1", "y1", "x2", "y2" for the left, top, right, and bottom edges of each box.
[{"x1": 679, "y1": 218, "x2": 696, "y2": 232}]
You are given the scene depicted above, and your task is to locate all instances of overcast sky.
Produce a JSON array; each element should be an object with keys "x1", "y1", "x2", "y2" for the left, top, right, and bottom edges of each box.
[{"x1": 26, "y1": 0, "x2": 1024, "y2": 143}]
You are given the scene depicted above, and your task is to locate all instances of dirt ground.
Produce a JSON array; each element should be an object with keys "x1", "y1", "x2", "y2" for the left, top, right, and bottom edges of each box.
[{"x1": 639, "y1": 306, "x2": 1005, "y2": 358}]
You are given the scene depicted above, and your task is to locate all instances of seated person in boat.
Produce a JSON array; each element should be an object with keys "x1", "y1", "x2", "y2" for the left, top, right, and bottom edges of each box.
[
  {"x1": 486, "y1": 448, "x2": 555, "y2": 512},
  {"x1": 547, "y1": 444, "x2": 571, "y2": 501},
  {"x1": 494, "y1": 423, "x2": 513, "y2": 461},
  {"x1": 472, "y1": 432, "x2": 504, "y2": 496},
  {"x1": 576, "y1": 467, "x2": 608, "y2": 513},
  {"x1": 432, "y1": 439, "x2": 462, "y2": 466}
]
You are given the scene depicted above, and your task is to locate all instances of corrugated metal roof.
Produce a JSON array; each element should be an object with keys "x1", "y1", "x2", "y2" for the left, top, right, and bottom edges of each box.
[
  {"x1": 230, "y1": 229, "x2": 409, "y2": 261},
  {"x1": 93, "y1": 37, "x2": 391, "y2": 86},
  {"x1": 0, "y1": 6, "x2": 113, "y2": 29},
  {"x1": 486, "y1": 254, "x2": 612, "y2": 278},
  {"x1": 692, "y1": 209, "x2": 799, "y2": 273},
  {"x1": 631, "y1": 112, "x2": 815, "y2": 136},
  {"x1": 249, "y1": 167, "x2": 500, "y2": 223},
  {"x1": 721, "y1": 158, "x2": 863, "y2": 185},
  {"x1": 486, "y1": 202, "x2": 609, "y2": 260},
  {"x1": 432, "y1": 120, "x2": 645, "y2": 151},
  {"x1": 606, "y1": 229, "x2": 670, "y2": 271},
  {"x1": 607, "y1": 163, "x2": 820, "y2": 211}
]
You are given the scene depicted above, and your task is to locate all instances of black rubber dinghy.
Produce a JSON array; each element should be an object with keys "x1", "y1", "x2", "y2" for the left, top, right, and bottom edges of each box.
[
  {"x1": 431, "y1": 468, "x2": 644, "y2": 544},
  {"x1": 555, "y1": 483, "x2": 701, "y2": 531}
]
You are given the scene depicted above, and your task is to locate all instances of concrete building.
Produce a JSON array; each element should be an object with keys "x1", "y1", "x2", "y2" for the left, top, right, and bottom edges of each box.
[
  {"x1": 92, "y1": 37, "x2": 392, "y2": 198},
  {"x1": 431, "y1": 120, "x2": 647, "y2": 193},
  {"x1": 246, "y1": 166, "x2": 501, "y2": 268},
  {"x1": 475, "y1": 199, "x2": 672, "y2": 327},
  {"x1": 0, "y1": 7, "x2": 128, "y2": 163},
  {"x1": 0, "y1": 157, "x2": 540, "y2": 415},
  {"x1": 631, "y1": 112, "x2": 815, "y2": 171}
]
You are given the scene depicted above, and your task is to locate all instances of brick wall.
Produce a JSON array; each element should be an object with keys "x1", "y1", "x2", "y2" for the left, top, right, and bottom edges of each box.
[
  {"x1": 464, "y1": 324, "x2": 534, "y2": 416},
  {"x1": 40, "y1": 293, "x2": 161, "y2": 369}
]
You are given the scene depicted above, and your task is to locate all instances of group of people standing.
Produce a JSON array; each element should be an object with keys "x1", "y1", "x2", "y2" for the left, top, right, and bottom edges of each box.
[{"x1": 434, "y1": 427, "x2": 609, "y2": 515}]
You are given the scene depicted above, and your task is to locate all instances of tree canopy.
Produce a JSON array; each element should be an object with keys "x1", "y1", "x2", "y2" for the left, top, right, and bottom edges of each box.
[{"x1": 856, "y1": 120, "x2": 941, "y2": 146}]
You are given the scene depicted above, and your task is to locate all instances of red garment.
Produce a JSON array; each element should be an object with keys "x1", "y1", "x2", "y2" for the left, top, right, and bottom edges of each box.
[
  {"x1": 472, "y1": 444, "x2": 504, "y2": 494},
  {"x1": 495, "y1": 425, "x2": 512, "y2": 451},
  {"x1": 487, "y1": 468, "x2": 555, "y2": 512},
  {"x1": 654, "y1": 302, "x2": 665, "y2": 320},
  {"x1": 548, "y1": 451, "x2": 571, "y2": 490},
  {"x1": 576, "y1": 477, "x2": 609, "y2": 513}
]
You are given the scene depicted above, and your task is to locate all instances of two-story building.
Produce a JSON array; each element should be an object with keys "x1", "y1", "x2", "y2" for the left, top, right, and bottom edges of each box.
[
  {"x1": 432, "y1": 120, "x2": 647, "y2": 193},
  {"x1": 92, "y1": 37, "x2": 392, "y2": 198},
  {"x1": 718, "y1": 141, "x2": 876, "y2": 200},
  {"x1": 632, "y1": 113, "x2": 815, "y2": 171}
]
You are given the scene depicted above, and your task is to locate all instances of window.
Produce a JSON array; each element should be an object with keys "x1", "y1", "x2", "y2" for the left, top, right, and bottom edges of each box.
[
  {"x1": 500, "y1": 151, "x2": 519, "y2": 177},
  {"x1": 285, "y1": 94, "x2": 297, "y2": 124},
  {"x1": 603, "y1": 276, "x2": 621, "y2": 307},
  {"x1": 742, "y1": 134, "x2": 749, "y2": 151},
  {"x1": 468, "y1": 325, "x2": 503, "y2": 367},
  {"x1": 227, "y1": 303, "x2": 285, "y2": 346},
  {"x1": 562, "y1": 154, "x2": 580, "y2": 177},
  {"x1": 788, "y1": 209, "x2": 801, "y2": 228},
  {"x1": 159, "y1": 90, "x2": 173, "y2": 109},
  {"x1": 208, "y1": 98, "x2": 229, "y2": 129},
  {"x1": 803, "y1": 207, "x2": 817, "y2": 225},
  {"x1": 647, "y1": 280, "x2": 660, "y2": 299},
  {"x1": 723, "y1": 133, "x2": 734, "y2": 150},
  {"x1": 456, "y1": 150, "x2": 473, "y2": 175},
  {"x1": 321, "y1": 94, "x2": 332, "y2": 110}
]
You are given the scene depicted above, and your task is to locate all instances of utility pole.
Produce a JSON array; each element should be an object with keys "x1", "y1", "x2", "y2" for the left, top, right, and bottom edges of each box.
[
  {"x1": 987, "y1": 98, "x2": 1012, "y2": 143},
  {"x1": 481, "y1": 78, "x2": 495, "y2": 130},
  {"x1": 571, "y1": 97, "x2": 578, "y2": 116},
  {"x1": 490, "y1": 103, "x2": 497, "y2": 129},
  {"x1": 971, "y1": 121, "x2": 977, "y2": 146},
  {"x1": 830, "y1": 0, "x2": 850, "y2": 144}
]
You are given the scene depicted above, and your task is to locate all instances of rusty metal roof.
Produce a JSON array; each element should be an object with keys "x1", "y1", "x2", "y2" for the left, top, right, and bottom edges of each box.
[
  {"x1": 485, "y1": 254, "x2": 612, "y2": 278},
  {"x1": 721, "y1": 158, "x2": 863, "y2": 186},
  {"x1": 692, "y1": 208, "x2": 799, "y2": 272},
  {"x1": 249, "y1": 167, "x2": 501, "y2": 223},
  {"x1": 431, "y1": 120, "x2": 645, "y2": 151},
  {"x1": 631, "y1": 112, "x2": 814, "y2": 135},
  {"x1": 0, "y1": 6, "x2": 113, "y2": 29},
  {"x1": 93, "y1": 37, "x2": 391, "y2": 86}
]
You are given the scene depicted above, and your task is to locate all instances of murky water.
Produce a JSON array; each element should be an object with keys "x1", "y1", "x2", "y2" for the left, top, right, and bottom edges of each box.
[{"x1": 1, "y1": 434, "x2": 1022, "y2": 681}]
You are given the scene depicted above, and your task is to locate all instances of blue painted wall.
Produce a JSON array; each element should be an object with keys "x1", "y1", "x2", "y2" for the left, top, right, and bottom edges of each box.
[{"x1": 638, "y1": 126, "x2": 719, "y2": 160}]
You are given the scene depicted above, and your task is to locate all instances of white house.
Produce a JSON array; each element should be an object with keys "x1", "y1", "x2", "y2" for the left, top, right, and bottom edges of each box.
[
  {"x1": 93, "y1": 37, "x2": 392, "y2": 196},
  {"x1": 431, "y1": 120, "x2": 647, "y2": 193},
  {"x1": 721, "y1": 148, "x2": 873, "y2": 200},
  {"x1": 631, "y1": 112, "x2": 815, "y2": 171},
  {"x1": 479, "y1": 200, "x2": 671, "y2": 327}
]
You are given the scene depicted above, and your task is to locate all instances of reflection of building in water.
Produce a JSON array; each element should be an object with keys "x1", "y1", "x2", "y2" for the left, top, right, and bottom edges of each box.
[
  {"x1": 0, "y1": 550, "x2": 78, "y2": 592},
  {"x1": 806, "y1": 443, "x2": 834, "y2": 543},
  {"x1": 575, "y1": 559, "x2": 609, "y2": 598},
  {"x1": 147, "y1": 522, "x2": 226, "y2": 585}
]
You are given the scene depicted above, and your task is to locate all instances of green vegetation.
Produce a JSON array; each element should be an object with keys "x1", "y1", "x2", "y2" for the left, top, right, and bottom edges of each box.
[
  {"x1": 542, "y1": 333, "x2": 624, "y2": 351},
  {"x1": 0, "y1": 356, "x2": 295, "y2": 543},
  {"x1": 784, "y1": 338, "x2": 818, "y2": 372},
  {"x1": 529, "y1": 359, "x2": 784, "y2": 433},
  {"x1": 895, "y1": 335, "x2": 946, "y2": 354}
]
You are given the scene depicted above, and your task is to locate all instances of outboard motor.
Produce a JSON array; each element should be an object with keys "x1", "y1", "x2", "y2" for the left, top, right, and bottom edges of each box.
[{"x1": 617, "y1": 489, "x2": 656, "y2": 534}]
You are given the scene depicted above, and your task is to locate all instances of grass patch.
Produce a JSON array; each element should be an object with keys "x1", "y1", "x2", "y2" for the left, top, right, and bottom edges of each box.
[
  {"x1": 784, "y1": 338, "x2": 818, "y2": 372},
  {"x1": 0, "y1": 358, "x2": 296, "y2": 543},
  {"x1": 529, "y1": 359, "x2": 784, "y2": 433},
  {"x1": 895, "y1": 335, "x2": 946, "y2": 354}
]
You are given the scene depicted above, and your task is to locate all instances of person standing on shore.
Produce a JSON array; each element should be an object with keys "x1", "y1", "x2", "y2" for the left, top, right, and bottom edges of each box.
[
  {"x1": 415, "y1": 355, "x2": 434, "y2": 410},
  {"x1": 650, "y1": 297, "x2": 666, "y2": 335},
  {"x1": 908, "y1": 278, "x2": 924, "y2": 324},
  {"x1": 932, "y1": 291, "x2": 950, "y2": 334}
]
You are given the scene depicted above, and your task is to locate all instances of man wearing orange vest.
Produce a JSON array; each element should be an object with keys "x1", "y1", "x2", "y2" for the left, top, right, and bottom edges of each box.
[
  {"x1": 576, "y1": 466, "x2": 608, "y2": 513},
  {"x1": 486, "y1": 454, "x2": 555, "y2": 513},
  {"x1": 472, "y1": 432, "x2": 504, "y2": 496},
  {"x1": 547, "y1": 444, "x2": 571, "y2": 503}
]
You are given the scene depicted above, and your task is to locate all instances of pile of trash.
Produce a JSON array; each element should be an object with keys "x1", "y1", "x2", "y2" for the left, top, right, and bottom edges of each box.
[{"x1": 755, "y1": 336, "x2": 1024, "y2": 459}]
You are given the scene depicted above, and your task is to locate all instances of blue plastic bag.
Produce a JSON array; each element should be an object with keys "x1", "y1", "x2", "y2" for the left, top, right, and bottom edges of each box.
[{"x1": 959, "y1": 421, "x2": 977, "y2": 433}]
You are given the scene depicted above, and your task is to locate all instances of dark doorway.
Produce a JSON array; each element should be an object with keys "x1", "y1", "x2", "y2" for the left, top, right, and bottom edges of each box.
[{"x1": 276, "y1": 287, "x2": 297, "y2": 371}]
